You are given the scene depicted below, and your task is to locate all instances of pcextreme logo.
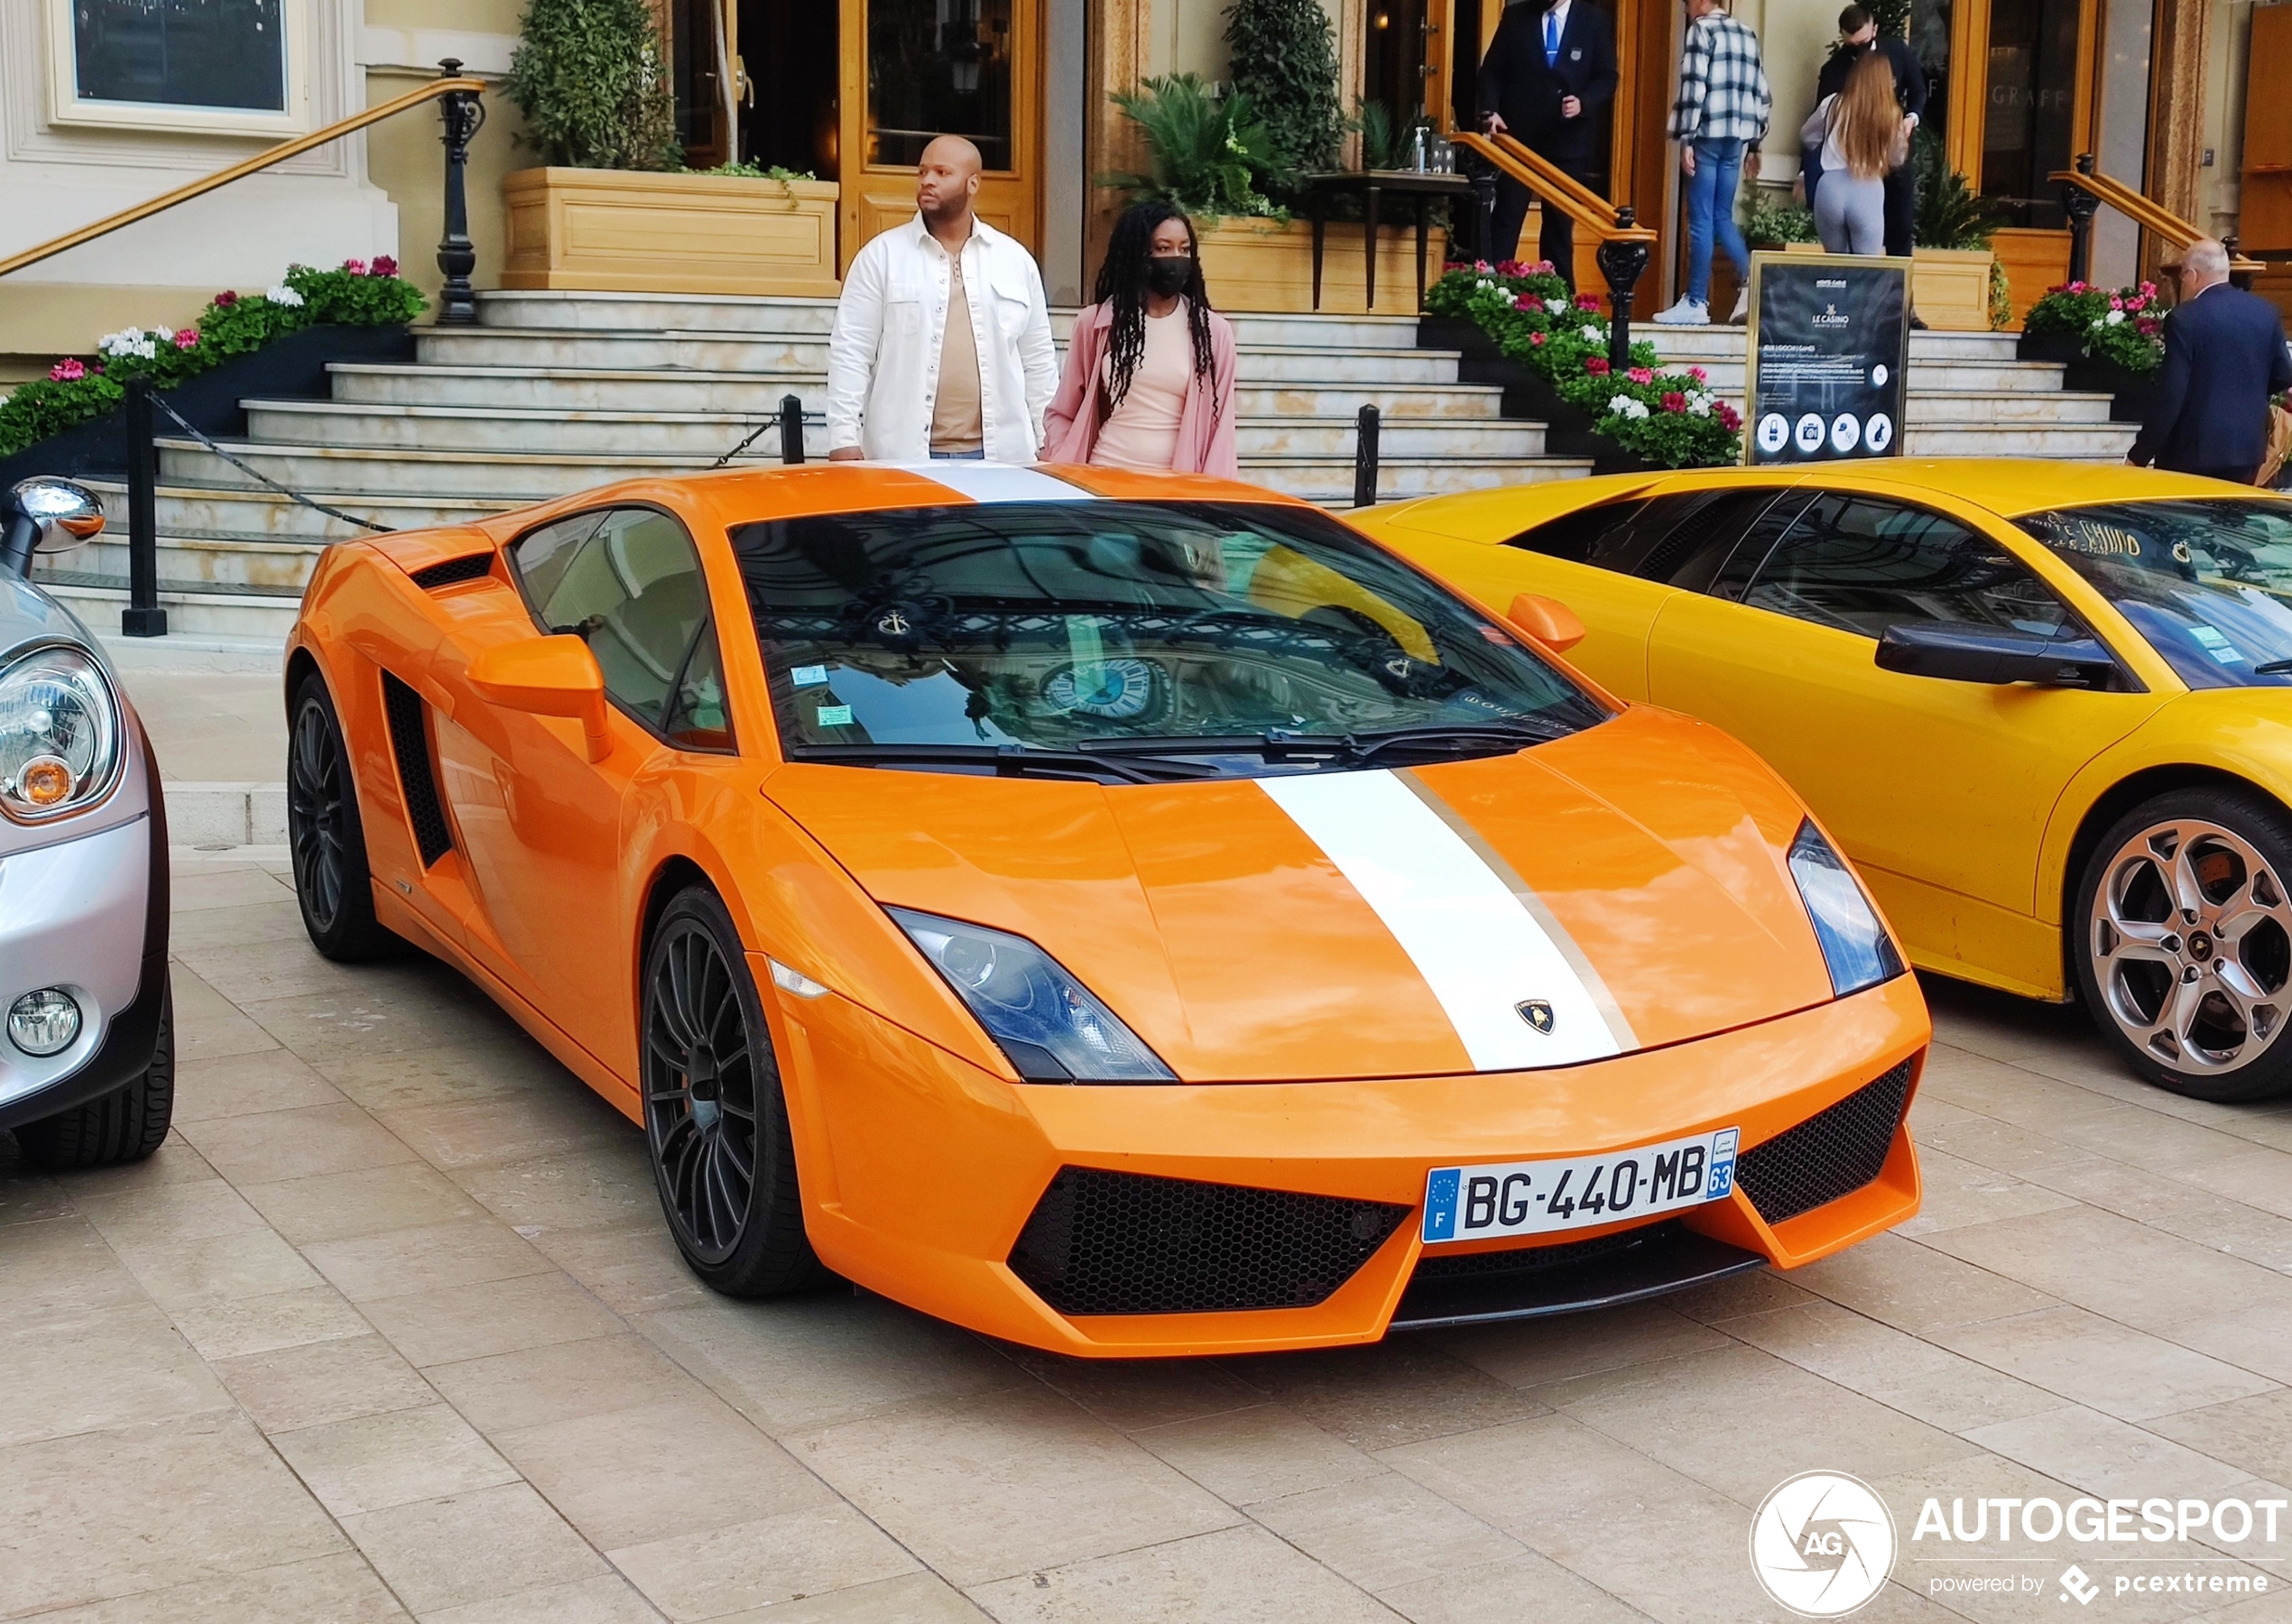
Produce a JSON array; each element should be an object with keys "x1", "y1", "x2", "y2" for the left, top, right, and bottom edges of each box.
[{"x1": 1749, "y1": 1472, "x2": 1898, "y2": 1617}]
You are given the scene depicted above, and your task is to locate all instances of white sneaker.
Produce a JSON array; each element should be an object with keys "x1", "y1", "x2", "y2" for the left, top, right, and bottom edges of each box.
[
  {"x1": 1728, "y1": 287, "x2": 1751, "y2": 323},
  {"x1": 1652, "y1": 298, "x2": 1709, "y2": 326}
]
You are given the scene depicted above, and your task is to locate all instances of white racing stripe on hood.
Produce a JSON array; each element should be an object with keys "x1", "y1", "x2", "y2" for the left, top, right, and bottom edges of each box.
[
  {"x1": 885, "y1": 463, "x2": 1097, "y2": 504},
  {"x1": 1257, "y1": 769, "x2": 1630, "y2": 1070}
]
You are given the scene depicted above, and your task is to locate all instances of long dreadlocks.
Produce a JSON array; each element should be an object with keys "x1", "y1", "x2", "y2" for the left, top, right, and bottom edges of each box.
[{"x1": 1093, "y1": 200, "x2": 1218, "y2": 422}]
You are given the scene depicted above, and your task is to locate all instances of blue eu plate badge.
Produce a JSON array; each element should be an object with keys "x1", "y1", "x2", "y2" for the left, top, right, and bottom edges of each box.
[{"x1": 1421, "y1": 1127, "x2": 1742, "y2": 1242}]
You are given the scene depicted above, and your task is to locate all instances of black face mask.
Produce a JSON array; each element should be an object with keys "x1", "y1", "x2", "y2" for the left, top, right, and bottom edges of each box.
[{"x1": 1144, "y1": 255, "x2": 1192, "y2": 296}]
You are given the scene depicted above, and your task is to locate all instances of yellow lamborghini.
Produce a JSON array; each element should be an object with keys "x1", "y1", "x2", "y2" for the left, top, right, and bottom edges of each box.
[{"x1": 1354, "y1": 461, "x2": 2292, "y2": 1102}]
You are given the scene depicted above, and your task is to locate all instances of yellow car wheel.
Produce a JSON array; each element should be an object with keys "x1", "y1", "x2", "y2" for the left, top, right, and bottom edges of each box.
[{"x1": 2075, "y1": 789, "x2": 2292, "y2": 1102}]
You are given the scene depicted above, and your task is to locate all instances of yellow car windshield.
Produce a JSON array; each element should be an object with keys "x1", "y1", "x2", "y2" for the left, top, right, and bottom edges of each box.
[{"x1": 2019, "y1": 498, "x2": 2292, "y2": 688}]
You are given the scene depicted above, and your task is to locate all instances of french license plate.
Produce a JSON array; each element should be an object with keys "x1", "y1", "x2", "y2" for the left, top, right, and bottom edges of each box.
[{"x1": 1420, "y1": 1127, "x2": 1741, "y2": 1243}]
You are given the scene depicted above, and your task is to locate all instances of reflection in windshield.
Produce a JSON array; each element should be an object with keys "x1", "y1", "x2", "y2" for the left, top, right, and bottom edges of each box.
[
  {"x1": 731, "y1": 502, "x2": 1608, "y2": 771},
  {"x1": 2018, "y1": 499, "x2": 2292, "y2": 689}
]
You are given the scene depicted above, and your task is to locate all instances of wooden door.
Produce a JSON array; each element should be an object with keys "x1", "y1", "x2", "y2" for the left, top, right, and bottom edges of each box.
[
  {"x1": 838, "y1": 0, "x2": 1043, "y2": 270},
  {"x1": 2242, "y1": 3, "x2": 2292, "y2": 252}
]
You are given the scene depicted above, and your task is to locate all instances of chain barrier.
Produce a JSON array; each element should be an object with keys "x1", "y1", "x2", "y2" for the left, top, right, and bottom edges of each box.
[{"x1": 149, "y1": 394, "x2": 396, "y2": 534}]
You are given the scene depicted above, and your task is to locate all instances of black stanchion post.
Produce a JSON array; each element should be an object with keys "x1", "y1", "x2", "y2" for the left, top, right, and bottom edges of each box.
[
  {"x1": 1598, "y1": 209, "x2": 1651, "y2": 375},
  {"x1": 780, "y1": 395, "x2": 806, "y2": 464},
  {"x1": 435, "y1": 60, "x2": 486, "y2": 327},
  {"x1": 2062, "y1": 154, "x2": 2101, "y2": 289},
  {"x1": 122, "y1": 376, "x2": 166, "y2": 638},
  {"x1": 1354, "y1": 404, "x2": 1381, "y2": 508},
  {"x1": 1472, "y1": 171, "x2": 1498, "y2": 263}
]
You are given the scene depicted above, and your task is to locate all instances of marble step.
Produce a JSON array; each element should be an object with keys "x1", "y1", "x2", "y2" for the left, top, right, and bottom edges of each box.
[
  {"x1": 1898, "y1": 422, "x2": 2138, "y2": 458},
  {"x1": 240, "y1": 400, "x2": 1545, "y2": 460},
  {"x1": 327, "y1": 363, "x2": 1511, "y2": 422},
  {"x1": 416, "y1": 327, "x2": 1474, "y2": 386},
  {"x1": 1646, "y1": 324, "x2": 2028, "y2": 363},
  {"x1": 75, "y1": 478, "x2": 517, "y2": 542},
  {"x1": 1669, "y1": 359, "x2": 2070, "y2": 394},
  {"x1": 36, "y1": 576, "x2": 303, "y2": 641},
  {"x1": 1244, "y1": 454, "x2": 1593, "y2": 502},
  {"x1": 50, "y1": 531, "x2": 328, "y2": 594}
]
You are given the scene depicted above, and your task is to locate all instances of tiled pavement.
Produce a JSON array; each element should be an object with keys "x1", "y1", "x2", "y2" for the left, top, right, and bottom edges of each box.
[{"x1": 14, "y1": 855, "x2": 2292, "y2": 1622}]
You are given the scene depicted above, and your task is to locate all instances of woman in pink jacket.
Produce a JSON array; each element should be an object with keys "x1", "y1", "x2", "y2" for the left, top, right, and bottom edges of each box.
[{"x1": 1043, "y1": 201, "x2": 1240, "y2": 476}]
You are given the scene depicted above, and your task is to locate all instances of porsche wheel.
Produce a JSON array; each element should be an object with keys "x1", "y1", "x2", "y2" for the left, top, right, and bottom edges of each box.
[
  {"x1": 642, "y1": 888, "x2": 829, "y2": 1296},
  {"x1": 287, "y1": 675, "x2": 393, "y2": 962},
  {"x1": 2075, "y1": 789, "x2": 2292, "y2": 1102}
]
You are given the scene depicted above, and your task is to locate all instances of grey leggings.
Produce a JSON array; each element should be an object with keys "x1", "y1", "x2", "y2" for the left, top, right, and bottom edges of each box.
[{"x1": 1815, "y1": 170, "x2": 1887, "y2": 254}]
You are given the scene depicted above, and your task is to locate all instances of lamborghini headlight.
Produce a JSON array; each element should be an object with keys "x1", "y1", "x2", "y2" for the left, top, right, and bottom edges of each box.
[
  {"x1": 889, "y1": 907, "x2": 1178, "y2": 1084},
  {"x1": 0, "y1": 645, "x2": 120, "y2": 821},
  {"x1": 1788, "y1": 820, "x2": 1905, "y2": 996}
]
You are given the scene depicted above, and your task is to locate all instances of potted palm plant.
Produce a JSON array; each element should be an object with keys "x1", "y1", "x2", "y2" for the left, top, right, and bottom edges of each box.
[
  {"x1": 500, "y1": 0, "x2": 840, "y2": 296},
  {"x1": 1908, "y1": 134, "x2": 2003, "y2": 330}
]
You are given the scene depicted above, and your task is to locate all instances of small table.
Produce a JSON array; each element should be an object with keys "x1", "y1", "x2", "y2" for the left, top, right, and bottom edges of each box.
[{"x1": 1301, "y1": 170, "x2": 1477, "y2": 311}]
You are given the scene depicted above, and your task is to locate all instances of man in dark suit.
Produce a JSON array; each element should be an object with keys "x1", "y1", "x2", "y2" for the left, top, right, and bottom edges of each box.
[
  {"x1": 1810, "y1": 5, "x2": 1927, "y2": 260},
  {"x1": 2130, "y1": 240, "x2": 2292, "y2": 484},
  {"x1": 1477, "y1": 0, "x2": 1619, "y2": 286}
]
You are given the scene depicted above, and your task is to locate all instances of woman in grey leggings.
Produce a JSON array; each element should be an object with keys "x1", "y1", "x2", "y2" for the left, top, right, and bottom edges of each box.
[{"x1": 1801, "y1": 51, "x2": 1904, "y2": 254}]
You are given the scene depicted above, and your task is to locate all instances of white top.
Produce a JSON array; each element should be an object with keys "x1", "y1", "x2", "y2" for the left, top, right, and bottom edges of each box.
[
  {"x1": 1802, "y1": 94, "x2": 1849, "y2": 174},
  {"x1": 1090, "y1": 306, "x2": 1192, "y2": 472},
  {"x1": 826, "y1": 214, "x2": 1058, "y2": 463}
]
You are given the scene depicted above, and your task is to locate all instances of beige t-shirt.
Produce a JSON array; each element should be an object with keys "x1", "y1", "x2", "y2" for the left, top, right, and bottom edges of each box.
[
  {"x1": 1089, "y1": 305, "x2": 1191, "y2": 471},
  {"x1": 930, "y1": 250, "x2": 984, "y2": 455}
]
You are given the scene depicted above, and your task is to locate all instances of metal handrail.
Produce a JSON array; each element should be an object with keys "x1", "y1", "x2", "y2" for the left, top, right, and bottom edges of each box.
[
  {"x1": 1446, "y1": 128, "x2": 1657, "y2": 369},
  {"x1": 2051, "y1": 152, "x2": 2261, "y2": 283},
  {"x1": 0, "y1": 63, "x2": 487, "y2": 320}
]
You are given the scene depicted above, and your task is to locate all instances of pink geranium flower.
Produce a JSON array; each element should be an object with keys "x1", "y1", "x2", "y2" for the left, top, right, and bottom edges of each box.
[
  {"x1": 1716, "y1": 403, "x2": 1742, "y2": 431},
  {"x1": 1514, "y1": 292, "x2": 1540, "y2": 311},
  {"x1": 372, "y1": 254, "x2": 399, "y2": 277},
  {"x1": 1575, "y1": 294, "x2": 1601, "y2": 310},
  {"x1": 1690, "y1": 365, "x2": 1708, "y2": 383},
  {"x1": 212, "y1": 290, "x2": 238, "y2": 308},
  {"x1": 1661, "y1": 392, "x2": 1687, "y2": 413},
  {"x1": 342, "y1": 258, "x2": 368, "y2": 275},
  {"x1": 1529, "y1": 330, "x2": 1548, "y2": 346},
  {"x1": 1585, "y1": 356, "x2": 1611, "y2": 375},
  {"x1": 1627, "y1": 366, "x2": 1655, "y2": 385},
  {"x1": 173, "y1": 328, "x2": 199, "y2": 350},
  {"x1": 49, "y1": 358, "x2": 86, "y2": 383}
]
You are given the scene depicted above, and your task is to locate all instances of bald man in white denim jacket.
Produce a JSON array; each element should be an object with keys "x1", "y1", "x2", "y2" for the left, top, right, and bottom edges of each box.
[{"x1": 826, "y1": 137, "x2": 1058, "y2": 463}]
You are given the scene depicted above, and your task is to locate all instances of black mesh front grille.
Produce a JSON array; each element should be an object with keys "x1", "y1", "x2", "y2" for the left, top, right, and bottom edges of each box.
[
  {"x1": 1008, "y1": 1167, "x2": 1409, "y2": 1315},
  {"x1": 409, "y1": 553, "x2": 494, "y2": 590},
  {"x1": 1411, "y1": 1220, "x2": 1681, "y2": 1281},
  {"x1": 1734, "y1": 1059, "x2": 1915, "y2": 1225},
  {"x1": 380, "y1": 671, "x2": 453, "y2": 867}
]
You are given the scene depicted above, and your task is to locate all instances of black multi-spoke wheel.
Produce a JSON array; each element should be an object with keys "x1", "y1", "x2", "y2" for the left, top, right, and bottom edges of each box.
[
  {"x1": 642, "y1": 887, "x2": 829, "y2": 1296},
  {"x1": 2075, "y1": 789, "x2": 2292, "y2": 1102},
  {"x1": 286, "y1": 675, "x2": 392, "y2": 961}
]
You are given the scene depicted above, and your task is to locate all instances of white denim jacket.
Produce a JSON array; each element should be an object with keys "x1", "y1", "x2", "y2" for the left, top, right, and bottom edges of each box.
[{"x1": 825, "y1": 214, "x2": 1058, "y2": 462}]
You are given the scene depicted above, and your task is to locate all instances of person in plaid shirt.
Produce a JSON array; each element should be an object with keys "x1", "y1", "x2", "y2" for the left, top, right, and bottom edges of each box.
[{"x1": 1655, "y1": 0, "x2": 1771, "y2": 326}]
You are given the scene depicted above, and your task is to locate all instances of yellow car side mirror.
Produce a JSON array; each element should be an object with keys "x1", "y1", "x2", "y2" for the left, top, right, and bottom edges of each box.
[
  {"x1": 1507, "y1": 593, "x2": 1586, "y2": 653},
  {"x1": 467, "y1": 635, "x2": 613, "y2": 761}
]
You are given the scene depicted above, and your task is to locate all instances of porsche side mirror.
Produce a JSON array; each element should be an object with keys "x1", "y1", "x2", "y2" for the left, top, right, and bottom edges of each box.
[
  {"x1": 467, "y1": 635, "x2": 613, "y2": 761},
  {"x1": 1507, "y1": 592, "x2": 1587, "y2": 652},
  {"x1": 1, "y1": 476, "x2": 105, "y2": 577},
  {"x1": 1875, "y1": 621, "x2": 2116, "y2": 688}
]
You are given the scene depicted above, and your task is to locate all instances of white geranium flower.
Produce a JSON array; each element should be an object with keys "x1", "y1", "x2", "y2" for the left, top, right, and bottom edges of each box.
[
  {"x1": 2104, "y1": 309, "x2": 2125, "y2": 325},
  {"x1": 1629, "y1": 400, "x2": 1650, "y2": 420},
  {"x1": 266, "y1": 283, "x2": 305, "y2": 308},
  {"x1": 97, "y1": 328, "x2": 157, "y2": 360},
  {"x1": 1545, "y1": 297, "x2": 1569, "y2": 315},
  {"x1": 1608, "y1": 393, "x2": 1634, "y2": 415},
  {"x1": 1582, "y1": 324, "x2": 1603, "y2": 343}
]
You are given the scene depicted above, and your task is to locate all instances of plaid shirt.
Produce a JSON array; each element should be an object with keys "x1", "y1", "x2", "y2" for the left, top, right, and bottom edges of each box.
[{"x1": 1668, "y1": 12, "x2": 1771, "y2": 143}]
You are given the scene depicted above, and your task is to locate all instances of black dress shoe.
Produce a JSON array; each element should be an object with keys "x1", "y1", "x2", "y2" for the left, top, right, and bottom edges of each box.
[{"x1": 1909, "y1": 313, "x2": 1929, "y2": 329}]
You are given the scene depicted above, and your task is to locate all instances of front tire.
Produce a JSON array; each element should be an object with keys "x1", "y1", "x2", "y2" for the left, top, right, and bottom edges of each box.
[
  {"x1": 641, "y1": 887, "x2": 829, "y2": 1296},
  {"x1": 2075, "y1": 789, "x2": 2292, "y2": 1101},
  {"x1": 287, "y1": 673, "x2": 393, "y2": 963},
  {"x1": 18, "y1": 985, "x2": 175, "y2": 1169}
]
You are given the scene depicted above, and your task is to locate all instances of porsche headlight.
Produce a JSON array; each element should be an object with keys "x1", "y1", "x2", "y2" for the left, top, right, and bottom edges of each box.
[
  {"x1": 889, "y1": 907, "x2": 1178, "y2": 1084},
  {"x1": 1788, "y1": 820, "x2": 1905, "y2": 996},
  {"x1": 0, "y1": 645, "x2": 120, "y2": 821}
]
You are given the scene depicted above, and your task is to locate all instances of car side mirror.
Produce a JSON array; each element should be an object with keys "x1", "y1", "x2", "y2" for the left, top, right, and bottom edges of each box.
[
  {"x1": 1875, "y1": 621, "x2": 2117, "y2": 688},
  {"x1": 467, "y1": 635, "x2": 613, "y2": 761},
  {"x1": 1, "y1": 476, "x2": 105, "y2": 577},
  {"x1": 1506, "y1": 592, "x2": 1587, "y2": 652}
]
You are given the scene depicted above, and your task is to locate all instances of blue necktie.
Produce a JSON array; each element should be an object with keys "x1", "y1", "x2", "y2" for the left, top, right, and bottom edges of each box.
[{"x1": 1544, "y1": 9, "x2": 1560, "y2": 66}]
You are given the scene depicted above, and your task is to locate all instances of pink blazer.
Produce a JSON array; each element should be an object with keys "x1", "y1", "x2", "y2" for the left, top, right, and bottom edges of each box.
[{"x1": 1042, "y1": 300, "x2": 1240, "y2": 477}]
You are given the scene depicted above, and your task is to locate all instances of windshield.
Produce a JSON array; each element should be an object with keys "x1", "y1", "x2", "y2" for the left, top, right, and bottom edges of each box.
[
  {"x1": 731, "y1": 501, "x2": 1608, "y2": 775},
  {"x1": 2018, "y1": 498, "x2": 2292, "y2": 688}
]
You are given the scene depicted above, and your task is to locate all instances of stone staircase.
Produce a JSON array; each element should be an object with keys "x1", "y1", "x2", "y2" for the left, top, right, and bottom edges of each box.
[
  {"x1": 1648, "y1": 325, "x2": 2140, "y2": 461},
  {"x1": 32, "y1": 292, "x2": 2138, "y2": 646},
  {"x1": 36, "y1": 291, "x2": 1587, "y2": 643}
]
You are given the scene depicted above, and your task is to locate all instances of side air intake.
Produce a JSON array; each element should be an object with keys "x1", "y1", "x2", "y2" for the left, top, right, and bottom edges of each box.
[
  {"x1": 380, "y1": 671, "x2": 453, "y2": 867},
  {"x1": 1733, "y1": 1059, "x2": 1916, "y2": 1225},
  {"x1": 409, "y1": 554, "x2": 494, "y2": 590}
]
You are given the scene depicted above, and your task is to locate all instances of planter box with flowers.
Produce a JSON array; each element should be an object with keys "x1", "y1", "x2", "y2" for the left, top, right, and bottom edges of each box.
[
  {"x1": 1422, "y1": 260, "x2": 1741, "y2": 469},
  {"x1": 2016, "y1": 280, "x2": 2164, "y2": 421},
  {"x1": 0, "y1": 260, "x2": 423, "y2": 484},
  {"x1": 501, "y1": 167, "x2": 842, "y2": 298}
]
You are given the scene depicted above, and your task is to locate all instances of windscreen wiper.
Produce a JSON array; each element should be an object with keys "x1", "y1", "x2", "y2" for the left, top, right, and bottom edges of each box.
[{"x1": 788, "y1": 742, "x2": 1219, "y2": 785}]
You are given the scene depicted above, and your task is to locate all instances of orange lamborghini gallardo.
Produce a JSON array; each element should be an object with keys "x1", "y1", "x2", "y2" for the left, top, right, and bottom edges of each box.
[{"x1": 283, "y1": 461, "x2": 1927, "y2": 1357}]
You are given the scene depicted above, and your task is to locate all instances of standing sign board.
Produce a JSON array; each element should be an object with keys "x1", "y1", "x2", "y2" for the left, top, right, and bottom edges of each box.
[{"x1": 1743, "y1": 253, "x2": 1912, "y2": 465}]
